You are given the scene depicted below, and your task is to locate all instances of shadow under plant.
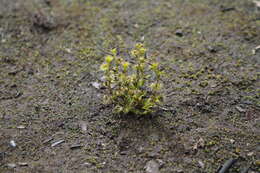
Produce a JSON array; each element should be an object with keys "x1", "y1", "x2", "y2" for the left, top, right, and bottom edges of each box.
[{"x1": 0, "y1": 0, "x2": 259, "y2": 172}]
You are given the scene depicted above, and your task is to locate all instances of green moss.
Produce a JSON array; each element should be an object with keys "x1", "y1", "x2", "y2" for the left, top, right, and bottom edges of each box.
[{"x1": 199, "y1": 81, "x2": 209, "y2": 88}]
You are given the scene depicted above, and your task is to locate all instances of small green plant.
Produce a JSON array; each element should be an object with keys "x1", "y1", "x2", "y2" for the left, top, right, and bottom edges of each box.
[{"x1": 100, "y1": 43, "x2": 164, "y2": 115}]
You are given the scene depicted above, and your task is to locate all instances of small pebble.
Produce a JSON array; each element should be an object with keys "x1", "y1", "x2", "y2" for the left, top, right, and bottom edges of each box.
[
  {"x1": 80, "y1": 122, "x2": 87, "y2": 132},
  {"x1": 83, "y1": 162, "x2": 91, "y2": 166},
  {"x1": 18, "y1": 162, "x2": 28, "y2": 166},
  {"x1": 145, "y1": 160, "x2": 160, "y2": 173},
  {"x1": 236, "y1": 106, "x2": 246, "y2": 113},
  {"x1": 247, "y1": 152, "x2": 254, "y2": 156},
  {"x1": 173, "y1": 168, "x2": 184, "y2": 173},
  {"x1": 252, "y1": 45, "x2": 260, "y2": 55},
  {"x1": 207, "y1": 45, "x2": 217, "y2": 53},
  {"x1": 65, "y1": 48, "x2": 72, "y2": 53},
  {"x1": 100, "y1": 76, "x2": 106, "y2": 82},
  {"x1": 198, "y1": 160, "x2": 205, "y2": 168},
  {"x1": 10, "y1": 140, "x2": 16, "y2": 147},
  {"x1": 156, "y1": 159, "x2": 164, "y2": 168},
  {"x1": 91, "y1": 82, "x2": 101, "y2": 89},
  {"x1": 17, "y1": 125, "x2": 26, "y2": 129},
  {"x1": 230, "y1": 139, "x2": 235, "y2": 144},
  {"x1": 7, "y1": 163, "x2": 16, "y2": 168},
  {"x1": 175, "y1": 29, "x2": 183, "y2": 37}
]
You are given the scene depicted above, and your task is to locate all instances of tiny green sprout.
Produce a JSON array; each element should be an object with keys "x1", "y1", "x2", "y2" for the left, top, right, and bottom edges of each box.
[
  {"x1": 135, "y1": 43, "x2": 144, "y2": 49},
  {"x1": 122, "y1": 61, "x2": 130, "y2": 71},
  {"x1": 139, "y1": 48, "x2": 147, "y2": 56},
  {"x1": 139, "y1": 57, "x2": 145, "y2": 63},
  {"x1": 100, "y1": 43, "x2": 164, "y2": 115},
  {"x1": 111, "y1": 48, "x2": 117, "y2": 56},
  {"x1": 150, "y1": 83, "x2": 157, "y2": 90},
  {"x1": 105, "y1": 55, "x2": 114, "y2": 63},
  {"x1": 131, "y1": 50, "x2": 138, "y2": 57},
  {"x1": 100, "y1": 63, "x2": 109, "y2": 71},
  {"x1": 150, "y1": 63, "x2": 159, "y2": 71}
]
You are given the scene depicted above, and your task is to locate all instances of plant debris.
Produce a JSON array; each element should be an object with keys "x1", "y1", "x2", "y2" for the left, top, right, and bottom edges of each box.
[
  {"x1": 51, "y1": 140, "x2": 65, "y2": 147},
  {"x1": 18, "y1": 162, "x2": 28, "y2": 166},
  {"x1": 217, "y1": 158, "x2": 238, "y2": 173},
  {"x1": 70, "y1": 144, "x2": 83, "y2": 150}
]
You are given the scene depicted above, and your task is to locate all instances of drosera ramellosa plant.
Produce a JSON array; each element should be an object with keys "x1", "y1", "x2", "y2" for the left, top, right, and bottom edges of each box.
[{"x1": 100, "y1": 43, "x2": 164, "y2": 115}]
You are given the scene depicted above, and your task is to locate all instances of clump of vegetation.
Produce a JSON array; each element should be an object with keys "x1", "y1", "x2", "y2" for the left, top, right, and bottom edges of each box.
[{"x1": 100, "y1": 43, "x2": 164, "y2": 115}]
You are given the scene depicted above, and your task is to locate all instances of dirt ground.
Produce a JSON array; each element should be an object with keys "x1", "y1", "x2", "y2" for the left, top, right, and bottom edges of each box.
[{"x1": 0, "y1": 0, "x2": 259, "y2": 172}]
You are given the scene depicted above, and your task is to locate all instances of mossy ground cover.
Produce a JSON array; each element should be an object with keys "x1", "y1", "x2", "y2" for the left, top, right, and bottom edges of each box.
[{"x1": 0, "y1": 0, "x2": 259, "y2": 172}]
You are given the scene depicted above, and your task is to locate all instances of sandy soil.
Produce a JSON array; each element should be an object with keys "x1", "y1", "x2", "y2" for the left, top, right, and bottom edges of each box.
[{"x1": 0, "y1": 0, "x2": 259, "y2": 172}]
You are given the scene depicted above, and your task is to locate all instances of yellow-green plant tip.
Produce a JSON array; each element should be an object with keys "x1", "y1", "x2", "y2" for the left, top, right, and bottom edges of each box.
[
  {"x1": 139, "y1": 57, "x2": 145, "y2": 63},
  {"x1": 111, "y1": 48, "x2": 117, "y2": 55},
  {"x1": 150, "y1": 82, "x2": 162, "y2": 90},
  {"x1": 100, "y1": 63, "x2": 109, "y2": 71},
  {"x1": 131, "y1": 50, "x2": 138, "y2": 57},
  {"x1": 150, "y1": 83, "x2": 156, "y2": 89},
  {"x1": 158, "y1": 83, "x2": 163, "y2": 90},
  {"x1": 122, "y1": 61, "x2": 130, "y2": 69},
  {"x1": 150, "y1": 63, "x2": 159, "y2": 70},
  {"x1": 139, "y1": 48, "x2": 146, "y2": 55},
  {"x1": 105, "y1": 55, "x2": 114, "y2": 63},
  {"x1": 135, "y1": 43, "x2": 143, "y2": 49}
]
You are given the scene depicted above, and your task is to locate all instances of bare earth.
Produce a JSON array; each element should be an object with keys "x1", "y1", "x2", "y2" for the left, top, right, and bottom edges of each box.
[{"x1": 0, "y1": 0, "x2": 259, "y2": 172}]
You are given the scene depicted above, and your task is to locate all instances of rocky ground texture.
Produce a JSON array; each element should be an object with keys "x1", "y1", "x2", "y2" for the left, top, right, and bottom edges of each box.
[{"x1": 0, "y1": 0, "x2": 259, "y2": 172}]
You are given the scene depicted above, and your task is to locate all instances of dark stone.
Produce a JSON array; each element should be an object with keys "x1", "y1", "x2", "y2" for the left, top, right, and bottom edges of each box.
[{"x1": 175, "y1": 29, "x2": 183, "y2": 37}]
